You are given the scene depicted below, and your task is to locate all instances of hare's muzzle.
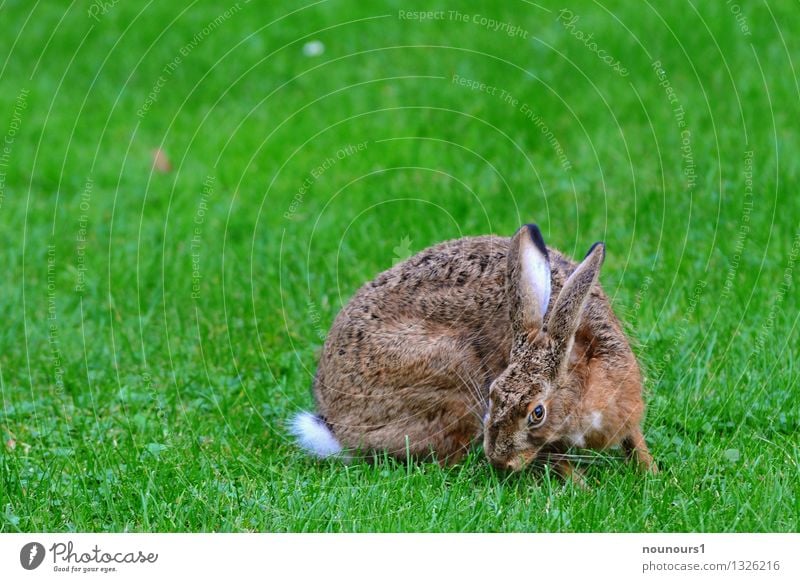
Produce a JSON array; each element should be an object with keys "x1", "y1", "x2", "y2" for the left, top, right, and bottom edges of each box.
[{"x1": 500, "y1": 450, "x2": 537, "y2": 471}]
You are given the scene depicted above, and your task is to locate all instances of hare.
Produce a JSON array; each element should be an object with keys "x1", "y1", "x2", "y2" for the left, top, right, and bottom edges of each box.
[{"x1": 291, "y1": 224, "x2": 655, "y2": 476}]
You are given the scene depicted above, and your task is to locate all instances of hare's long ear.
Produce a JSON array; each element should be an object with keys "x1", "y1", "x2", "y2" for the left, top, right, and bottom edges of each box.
[
  {"x1": 507, "y1": 224, "x2": 551, "y2": 335},
  {"x1": 547, "y1": 242, "x2": 605, "y2": 364}
]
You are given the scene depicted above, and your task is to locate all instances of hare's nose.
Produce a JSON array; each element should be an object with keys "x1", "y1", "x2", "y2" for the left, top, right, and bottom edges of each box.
[
  {"x1": 488, "y1": 457, "x2": 506, "y2": 470},
  {"x1": 489, "y1": 457, "x2": 514, "y2": 471}
]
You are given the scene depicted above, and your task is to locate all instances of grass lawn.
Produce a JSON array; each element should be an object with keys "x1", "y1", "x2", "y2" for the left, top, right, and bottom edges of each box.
[{"x1": 1, "y1": 0, "x2": 798, "y2": 532}]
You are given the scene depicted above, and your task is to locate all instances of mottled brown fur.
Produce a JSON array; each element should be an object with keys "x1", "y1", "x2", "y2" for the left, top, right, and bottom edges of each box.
[{"x1": 310, "y1": 225, "x2": 655, "y2": 474}]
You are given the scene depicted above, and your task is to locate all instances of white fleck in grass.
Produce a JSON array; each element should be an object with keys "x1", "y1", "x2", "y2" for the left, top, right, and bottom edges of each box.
[{"x1": 302, "y1": 40, "x2": 325, "y2": 57}]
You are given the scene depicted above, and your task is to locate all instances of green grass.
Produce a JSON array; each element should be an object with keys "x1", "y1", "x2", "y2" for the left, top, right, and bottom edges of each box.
[{"x1": 1, "y1": 0, "x2": 798, "y2": 532}]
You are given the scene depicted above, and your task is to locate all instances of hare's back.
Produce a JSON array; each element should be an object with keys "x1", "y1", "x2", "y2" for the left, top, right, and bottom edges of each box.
[{"x1": 354, "y1": 235, "x2": 510, "y2": 325}]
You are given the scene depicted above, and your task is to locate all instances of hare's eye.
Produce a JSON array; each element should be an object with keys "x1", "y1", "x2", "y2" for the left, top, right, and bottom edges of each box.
[{"x1": 527, "y1": 404, "x2": 546, "y2": 427}]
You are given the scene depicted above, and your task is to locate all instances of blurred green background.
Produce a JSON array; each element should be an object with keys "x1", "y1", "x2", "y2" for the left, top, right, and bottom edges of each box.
[{"x1": 0, "y1": 0, "x2": 797, "y2": 531}]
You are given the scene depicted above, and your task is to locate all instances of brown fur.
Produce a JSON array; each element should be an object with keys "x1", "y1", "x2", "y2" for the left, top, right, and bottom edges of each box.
[{"x1": 310, "y1": 225, "x2": 655, "y2": 474}]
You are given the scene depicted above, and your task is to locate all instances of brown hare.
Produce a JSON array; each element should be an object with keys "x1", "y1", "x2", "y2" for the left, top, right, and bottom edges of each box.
[{"x1": 291, "y1": 224, "x2": 655, "y2": 477}]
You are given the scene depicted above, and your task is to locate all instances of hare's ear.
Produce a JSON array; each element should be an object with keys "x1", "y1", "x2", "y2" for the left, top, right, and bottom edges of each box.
[
  {"x1": 547, "y1": 242, "x2": 605, "y2": 364},
  {"x1": 507, "y1": 224, "x2": 551, "y2": 335}
]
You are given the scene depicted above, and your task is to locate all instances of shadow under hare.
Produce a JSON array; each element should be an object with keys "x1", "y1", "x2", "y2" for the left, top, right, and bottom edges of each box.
[{"x1": 291, "y1": 224, "x2": 655, "y2": 477}]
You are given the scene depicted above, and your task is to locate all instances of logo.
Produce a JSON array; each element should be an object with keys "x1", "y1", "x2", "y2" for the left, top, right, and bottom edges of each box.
[{"x1": 20, "y1": 542, "x2": 46, "y2": 570}]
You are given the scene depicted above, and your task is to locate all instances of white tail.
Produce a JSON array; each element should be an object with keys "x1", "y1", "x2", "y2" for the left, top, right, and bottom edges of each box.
[{"x1": 289, "y1": 411, "x2": 342, "y2": 458}]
